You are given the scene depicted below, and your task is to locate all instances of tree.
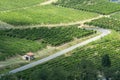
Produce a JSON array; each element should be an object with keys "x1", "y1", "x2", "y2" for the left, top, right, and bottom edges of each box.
[
  {"x1": 31, "y1": 68, "x2": 50, "y2": 80},
  {"x1": 112, "y1": 71, "x2": 120, "y2": 80},
  {"x1": 102, "y1": 54, "x2": 111, "y2": 67},
  {"x1": 31, "y1": 67, "x2": 69, "y2": 80},
  {"x1": 0, "y1": 74, "x2": 18, "y2": 80},
  {"x1": 48, "y1": 67, "x2": 68, "y2": 80},
  {"x1": 72, "y1": 59, "x2": 97, "y2": 80},
  {"x1": 101, "y1": 54, "x2": 111, "y2": 80}
]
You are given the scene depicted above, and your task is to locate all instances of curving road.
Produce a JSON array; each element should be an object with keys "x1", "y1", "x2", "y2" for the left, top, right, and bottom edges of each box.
[{"x1": 9, "y1": 27, "x2": 111, "y2": 74}]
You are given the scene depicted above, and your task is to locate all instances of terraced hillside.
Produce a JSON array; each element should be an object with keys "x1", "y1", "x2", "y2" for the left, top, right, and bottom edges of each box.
[
  {"x1": 0, "y1": 0, "x2": 120, "y2": 80},
  {"x1": 7, "y1": 15, "x2": 120, "y2": 79},
  {"x1": 0, "y1": 0, "x2": 99, "y2": 70}
]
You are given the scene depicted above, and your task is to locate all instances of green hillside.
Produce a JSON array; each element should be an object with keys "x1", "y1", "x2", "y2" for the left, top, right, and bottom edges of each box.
[{"x1": 0, "y1": 0, "x2": 120, "y2": 80}]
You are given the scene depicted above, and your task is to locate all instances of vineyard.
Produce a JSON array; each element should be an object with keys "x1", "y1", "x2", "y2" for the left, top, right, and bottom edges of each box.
[
  {"x1": 0, "y1": 5, "x2": 98, "y2": 26},
  {"x1": 0, "y1": 36, "x2": 45, "y2": 61},
  {"x1": 0, "y1": 26, "x2": 95, "y2": 61},
  {"x1": 0, "y1": 0, "x2": 120, "y2": 80},
  {"x1": 0, "y1": 26, "x2": 95, "y2": 46},
  {"x1": 85, "y1": 17, "x2": 120, "y2": 31},
  {"x1": 15, "y1": 31, "x2": 120, "y2": 80},
  {"x1": 56, "y1": 0, "x2": 120, "y2": 14}
]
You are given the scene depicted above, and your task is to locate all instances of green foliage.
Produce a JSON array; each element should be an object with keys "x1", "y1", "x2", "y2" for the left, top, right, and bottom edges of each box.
[
  {"x1": 102, "y1": 54, "x2": 111, "y2": 67},
  {"x1": 72, "y1": 59, "x2": 97, "y2": 80},
  {"x1": 14, "y1": 67, "x2": 69, "y2": 80},
  {"x1": 85, "y1": 17, "x2": 120, "y2": 31},
  {"x1": 0, "y1": 26, "x2": 95, "y2": 46},
  {"x1": 0, "y1": 74, "x2": 18, "y2": 80},
  {"x1": 0, "y1": 5, "x2": 98, "y2": 26},
  {"x1": 30, "y1": 68, "x2": 50, "y2": 80},
  {"x1": 47, "y1": 67, "x2": 68, "y2": 80},
  {"x1": 56, "y1": 0, "x2": 120, "y2": 14},
  {"x1": 0, "y1": 36, "x2": 45, "y2": 61},
  {"x1": 112, "y1": 71, "x2": 120, "y2": 80}
]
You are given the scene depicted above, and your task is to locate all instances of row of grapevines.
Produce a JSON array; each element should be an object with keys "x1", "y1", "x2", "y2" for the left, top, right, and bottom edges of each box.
[
  {"x1": 55, "y1": 0, "x2": 120, "y2": 14},
  {"x1": 0, "y1": 26, "x2": 95, "y2": 46}
]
